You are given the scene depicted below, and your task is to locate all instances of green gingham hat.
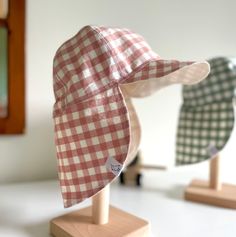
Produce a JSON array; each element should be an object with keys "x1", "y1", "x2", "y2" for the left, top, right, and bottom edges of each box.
[{"x1": 176, "y1": 57, "x2": 236, "y2": 165}]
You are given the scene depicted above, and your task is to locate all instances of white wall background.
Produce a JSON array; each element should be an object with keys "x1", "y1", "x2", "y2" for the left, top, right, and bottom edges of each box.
[{"x1": 0, "y1": 0, "x2": 236, "y2": 183}]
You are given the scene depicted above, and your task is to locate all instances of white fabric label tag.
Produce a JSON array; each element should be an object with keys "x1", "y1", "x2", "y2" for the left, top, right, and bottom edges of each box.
[
  {"x1": 105, "y1": 157, "x2": 123, "y2": 176},
  {"x1": 207, "y1": 144, "x2": 218, "y2": 158}
]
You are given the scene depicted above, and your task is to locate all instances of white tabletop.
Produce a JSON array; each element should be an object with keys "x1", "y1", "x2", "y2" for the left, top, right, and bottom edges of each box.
[{"x1": 0, "y1": 169, "x2": 236, "y2": 237}]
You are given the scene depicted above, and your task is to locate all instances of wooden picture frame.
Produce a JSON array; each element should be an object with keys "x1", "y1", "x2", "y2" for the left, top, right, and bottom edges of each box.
[{"x1": 0, "y1": 0, "x2": 25, "y2": 134}]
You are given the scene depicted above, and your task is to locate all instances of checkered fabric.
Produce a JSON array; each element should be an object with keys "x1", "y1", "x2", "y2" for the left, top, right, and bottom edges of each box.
[
  {"x1": 53, "y1": 25, "x2": 210, "y2": 207},
  {"x1": 176, "y1": 57, "x2": 236, "y2": 165}
]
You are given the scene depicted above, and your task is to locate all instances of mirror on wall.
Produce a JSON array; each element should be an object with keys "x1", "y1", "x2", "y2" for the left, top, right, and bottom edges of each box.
[{"x1": 0, "y1": 0, "x2": 25, "y2": 134}]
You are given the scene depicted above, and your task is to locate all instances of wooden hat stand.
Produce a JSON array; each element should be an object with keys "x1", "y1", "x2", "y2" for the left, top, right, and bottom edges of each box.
[
  {"x1": 185, "y1": 155, "x2": 236, "y2": 209},
  {"x1": 50, "y1": 185, "x2": 150, "y2": 237}
]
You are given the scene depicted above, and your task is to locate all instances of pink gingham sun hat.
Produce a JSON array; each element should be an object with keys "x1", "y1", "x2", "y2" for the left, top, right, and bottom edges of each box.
[{"x1": 53, "y1": 25, "x2": 210, "y2": 207}]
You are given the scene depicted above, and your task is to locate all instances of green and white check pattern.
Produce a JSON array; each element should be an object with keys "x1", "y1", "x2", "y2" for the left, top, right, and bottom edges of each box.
[{"x1": 176, "y1": 57, "x2": 236, "y2": 165}]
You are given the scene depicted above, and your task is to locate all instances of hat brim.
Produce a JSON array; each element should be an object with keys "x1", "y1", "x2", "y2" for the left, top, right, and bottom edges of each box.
[
  {"x1": 176, "y1": 101, "x2": 234, "y2": 165},
  {"x1": 120, "y1": 60, "x2": 210, "y2": 98}
]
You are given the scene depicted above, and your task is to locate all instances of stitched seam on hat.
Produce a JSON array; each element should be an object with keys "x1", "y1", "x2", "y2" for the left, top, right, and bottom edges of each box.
[
  {"x1": 53, "y1": 82, "x2": 120, "y2": 117},
  {"x1": 119, "y1": 60, "x2": 154, "y2": 84},
  {"x1": 54, "y1": 74, "x2": 68, "y2": 103},
  {"x1": 73, "y1": 26, "x2": 119, "y2": 101},
  {"x1": 91, "y1": 27, "x2": 163, "y2": 84},
  {"x1": 53, "y1": 84, "x2": 122, "y2": 118},
  {"x1": 91, "y1": 26, "x2": 126, "y2": 80},
  {"x1": 92, "y1": 25, "x2": 158, "y2": 84}
]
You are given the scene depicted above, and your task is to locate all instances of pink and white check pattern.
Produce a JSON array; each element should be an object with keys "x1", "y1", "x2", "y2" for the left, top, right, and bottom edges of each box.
[{"x1": 53, "y1": 25, "x2": 210, "y2": 207}]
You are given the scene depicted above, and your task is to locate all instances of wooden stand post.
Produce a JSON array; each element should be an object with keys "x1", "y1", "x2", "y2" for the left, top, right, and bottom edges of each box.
[
  {"x1": 50, "y1": 185, "x2": 150, "y2": 237},
  {"x1": 92, "y1": 184, "x2": 110, "y2": 225},
  {"x1": 209, "y1": 155, "x2": 221, "y2": 191},
  {"x1": 185, "y1": 155, "x2": 236, "y2": 209}
]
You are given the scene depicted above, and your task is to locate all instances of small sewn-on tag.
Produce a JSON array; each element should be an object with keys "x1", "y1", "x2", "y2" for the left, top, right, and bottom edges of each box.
[
  {"x1": 207, "y1": 144, "x2": 218, "y2": 158},
  {"x1": 105, "y1": 157, "x2": 123, "y2": 176}
]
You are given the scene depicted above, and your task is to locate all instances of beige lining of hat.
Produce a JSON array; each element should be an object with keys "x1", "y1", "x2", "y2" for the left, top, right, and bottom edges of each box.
[{"x1": 120, "y1": 62, "x2": 210, "y2": 98}]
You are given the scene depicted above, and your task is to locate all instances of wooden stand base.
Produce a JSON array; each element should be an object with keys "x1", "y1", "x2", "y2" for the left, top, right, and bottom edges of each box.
[
  {"x1": 50, "y1": 205, "x2": 150, "y2": 237},
  {"x1": 185, "y1": 179, "x2": 236, "y2": 209}
]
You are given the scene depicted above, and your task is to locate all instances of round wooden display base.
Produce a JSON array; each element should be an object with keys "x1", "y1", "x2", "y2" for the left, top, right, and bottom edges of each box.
[{"x1": 50, "y1": 205, "x2": 150, "y2": 237}]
